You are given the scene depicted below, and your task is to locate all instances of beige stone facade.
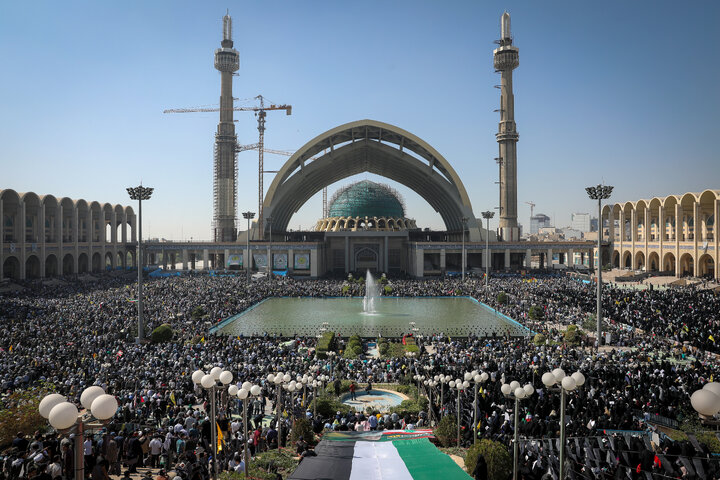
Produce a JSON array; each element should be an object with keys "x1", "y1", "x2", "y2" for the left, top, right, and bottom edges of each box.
[
  {"x1": 601, "y1": 189, "x2": 719, "y2": 279},
  {"x1": 1, "y1": 189, "x2": 135, "y2": 280}
]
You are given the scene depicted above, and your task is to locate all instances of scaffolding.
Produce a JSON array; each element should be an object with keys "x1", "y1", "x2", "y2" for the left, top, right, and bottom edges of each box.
[{"x1": 212, "y1": 135, "x2": 238, "y2": 241}]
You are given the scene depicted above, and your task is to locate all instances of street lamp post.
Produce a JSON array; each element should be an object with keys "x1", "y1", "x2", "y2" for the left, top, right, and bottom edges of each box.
[
  {"x1": 242, "y1": 211, "x2": 255, "y2": 282},
  {"x1": 126, "y1": 185, "x2": 153, "y2": 342},
  {"x1": 448, "y1": 378, "x2": 469, "y2": 447},
  {"x1": 236, "y1": 383, "x2": 262, "y2": 477},
  {"x1": 427, "y1": 380, "x2": 438, "y2": 425},
  {"x1": 192, "y1": 367, "x2": 233, "y2": 480},
  {"x1": 467, "y1": 371, "x2": 489, "y2": 444},
  {"x1": 585, "y1": 185, "x2": 613, "y2": 349},
  {"x1": 461, "y1": 216, "x2": 468, "y2": 281},
  {"x1": 269, "y1": 372, "x2": 291, "y2": 448},
  {"x1": 481, "y1": 211, "x2": 495, "y2": 287},
  {"x1": 501, "y1": 380, "x2": 536, "y2": 480},
  {"x1": 286, "y1": 381, "x2": 299, "y2": 420},
  {"x1": 39, "y1": 387, "x2": 118, "y2": 480},
  {"x1": 327, "y1": 351, "x2": 336, "y2": 378},
  {"x1": 542, "y1": 369, "x2": 585, "y2": 480},
  {"x1": 438, "y1": 375, "x2": 450, "y2": 417},
  {"x1": 267, "y1": 217, "x2": 273, "y2": 279}
]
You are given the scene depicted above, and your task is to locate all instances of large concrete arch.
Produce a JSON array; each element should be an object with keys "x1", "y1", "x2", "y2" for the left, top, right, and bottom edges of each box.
[{"x1": 261, "y1": 120, "x2": 482, "y2": 240}]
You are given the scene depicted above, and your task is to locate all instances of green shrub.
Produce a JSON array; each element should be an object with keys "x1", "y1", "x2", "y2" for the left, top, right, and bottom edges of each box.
[
  {"x1": 316, "y1": 331, "x2": 336, "y2": 359},
  {"x1": 390, "y1": 399, "x2": 421, "y2": 416},
  {"x1": 150, "y1": 323, "x2": 173, "y2": 343},
  {"x1": 496, "y1": 292, "x2": 508, "y2": 305},
  {"x1": 254, "y1": 448, "x2": 299, "y2": 473},
  {"x1": 343, "y1": 348, "x2": 358, "y2": 359},
  {"x1": 325, "y1": 379, "x2": 352, "y2": 396},
  {"x1": 341, "y1": 285, "x2": 350, "y2": 295},
  {"x1": 697, "y1": 432, "x2": 720, "y2": 453},
  {"x1": 311, "y1": 395, "x2": 352, "y2": 418},
  {"x1": 564, "y1": 325, "x2": 583, "y2": 345},
  {"x1": 464, "y1": 439, "x2": 512, "y2": 480},
  {"x1": 378, "y1": 342, "x2": 389, "y2": 355},
  {"x1": 395, "y1": 384, "x2": 416, "y2": 396},
  {"x1": 191, "y1": 305, "x2": 206, "y2": 320},
  {"x1": 385, "y1": 342, "x2": 407, "y2": 358},
  {"x1": 220, "y1": 469, "x2": 275, "y2": 480},
  {"x1": 384, "y1": 285, "x2": 393, "y2": 294},
  {"x1": 533, "y1": 333, "x2": 546, "y2": 346},
  {"x1": 405, "y1": 344, "x2": 419, "y2": 354},
  {"x1": 0, "y1": 383, "x2": 55, "y2": 447},
  {"x1": 434, "y1": 414, "x2": 458, "y2": 447},
  {"x1": 398, "y1": 371, "x2": 414, "y2": 385},
  {"x1": 289, "y1": 417, "x2": 315, "y2": 445},
  {"x1": 582, "y1": 314, "x2": 597, "y2": 331},
  {"x1": 528, "y1": 305, "x2": 544, "y2": 320},
  {"x1": 219, "y1": 448, "x2": 299, "y2": 480}
]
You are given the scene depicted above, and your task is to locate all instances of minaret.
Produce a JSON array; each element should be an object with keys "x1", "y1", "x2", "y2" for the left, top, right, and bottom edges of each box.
[
  {"x1": 493, "y1": 12, "x2": 520, "y2": 241},
  {"x1": 213, "y1": 12, "x2": 240, "y2": 242}
]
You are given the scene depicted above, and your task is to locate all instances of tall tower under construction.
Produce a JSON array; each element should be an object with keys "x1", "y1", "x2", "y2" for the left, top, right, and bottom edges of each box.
[
  {"x1": 213, "y1": 13, "x2": 240, "y2": 242},
  {"x1": 494, "y1": 12, "x2": 520, "y2": 241}
]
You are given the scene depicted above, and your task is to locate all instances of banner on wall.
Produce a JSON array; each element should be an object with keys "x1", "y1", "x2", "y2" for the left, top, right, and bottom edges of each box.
[
  {"x1": 294, "y1": 253, "x2": 310, "y2": 270},
  {"x1": 253, "y1": 253, "x2": 268, "y2": 269},
  {"x1": 273, "y1": 253, "x2": 288, "y2": 270},
  {"x1": 227, "y1": 254, "x2": 243, "y2": 267}
]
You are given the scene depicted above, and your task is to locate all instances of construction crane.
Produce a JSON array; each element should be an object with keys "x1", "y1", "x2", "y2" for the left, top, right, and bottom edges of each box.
[
  {"x1": 525, "y1": 201, "x2": 536, "y2": 232},
  {"x1": 238, "y1": 145, "x2": 328, "y2": 219},
  {"x1": 164, "y1": 95, "x2": 291, "y2": 239}
]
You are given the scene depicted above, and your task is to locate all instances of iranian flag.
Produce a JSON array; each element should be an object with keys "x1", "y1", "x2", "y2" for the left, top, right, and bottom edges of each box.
[{"x1": 289, "y1": 431, "x2": 471, "y2": 480}]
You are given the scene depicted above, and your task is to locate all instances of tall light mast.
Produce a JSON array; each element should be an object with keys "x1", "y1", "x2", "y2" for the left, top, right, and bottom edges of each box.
[
  {"x1": 494, "y1": 12, "x2": 520, "y2": 241},
  {"x1": 213, "y1": 12, "x2": 240, "y2": 242}
]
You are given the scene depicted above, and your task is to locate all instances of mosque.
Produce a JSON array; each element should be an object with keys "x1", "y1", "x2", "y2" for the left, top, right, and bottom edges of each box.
[{"x1": 0, "y1": 13, "x2": 601, "y2": 281}]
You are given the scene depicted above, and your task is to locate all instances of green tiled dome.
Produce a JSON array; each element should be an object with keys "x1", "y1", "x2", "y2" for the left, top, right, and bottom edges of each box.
[{"x1": 328, "y1": 181, "x2": 405, "y2": 218}]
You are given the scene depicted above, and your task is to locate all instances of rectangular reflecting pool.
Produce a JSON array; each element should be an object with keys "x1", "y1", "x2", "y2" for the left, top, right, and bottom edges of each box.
[{"x1": 211, "y1": 296, "x2": 531, "y2": 338}]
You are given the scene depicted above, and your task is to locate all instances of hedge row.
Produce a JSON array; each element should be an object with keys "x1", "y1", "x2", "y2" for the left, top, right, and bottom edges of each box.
[{"x1": 316, "y1": 331, "x2": 336, "y2": 359}]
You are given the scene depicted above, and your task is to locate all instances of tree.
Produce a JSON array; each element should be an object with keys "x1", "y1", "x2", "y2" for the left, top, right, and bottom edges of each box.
[
  {"x1": 496, "y1": 292, "x2": 508, "y2": 305},
  {"x1": 0, "y1": 383, "x2": 55, "y2": 447},
  {"x1": 190, "y1": 305, "x2": 206, "y2": 320},
  {"x1": 464, "y1": 439, "x2": 512, "y2": 480},
  {"x1": 528, "y1": 305, "x2": 544, "y2": 320},
  {"x1": 289, "y1": 417, "x2": 315, "y2": 445},
  {"x1": 434, "y1": 414, "x2": 458, "y2": 447},
  {"x1": 564, "y1": 325, "x2": 583, "y2": 345},
  {"x1": 150, "y1": 323, "x2": 173, "y2": 343}
]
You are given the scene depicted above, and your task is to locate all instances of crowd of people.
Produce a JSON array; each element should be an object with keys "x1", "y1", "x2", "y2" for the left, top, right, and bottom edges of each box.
[{"x1": 1, "y1": 271, "x2": 719, "y2": 479}]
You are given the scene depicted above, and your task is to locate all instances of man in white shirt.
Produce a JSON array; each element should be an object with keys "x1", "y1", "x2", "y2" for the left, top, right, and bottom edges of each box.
[
  {"x1": 46, "y1": 455, "x2": 62, "y2": 480},
  {"x1": 148, "y1": 435, "x2": 163, "y2": 468},
  {"x1": 83, "y1": 437, "x2": 94, "y2": 473}
]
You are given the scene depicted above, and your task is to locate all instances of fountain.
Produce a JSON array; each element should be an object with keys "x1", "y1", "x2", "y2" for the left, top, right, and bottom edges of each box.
[{"x1": 363, "y1": 269, "x2": 379, "y2": 313}]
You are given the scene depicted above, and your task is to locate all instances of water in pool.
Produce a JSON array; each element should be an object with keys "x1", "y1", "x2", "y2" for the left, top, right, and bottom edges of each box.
[{"x1": 212, "y1": 296, "x2": 530, "y2": 337}]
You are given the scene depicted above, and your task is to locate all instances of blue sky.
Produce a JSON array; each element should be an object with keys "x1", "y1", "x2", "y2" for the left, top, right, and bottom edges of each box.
[{"x1": 1, "y1": 1, "x2": 718, "y2": 240}]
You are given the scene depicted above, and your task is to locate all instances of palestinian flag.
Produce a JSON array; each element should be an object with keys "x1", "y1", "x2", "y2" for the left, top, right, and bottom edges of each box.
[{"x1": 289, "y1": 431, "x2": 471, "y2": 480}]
